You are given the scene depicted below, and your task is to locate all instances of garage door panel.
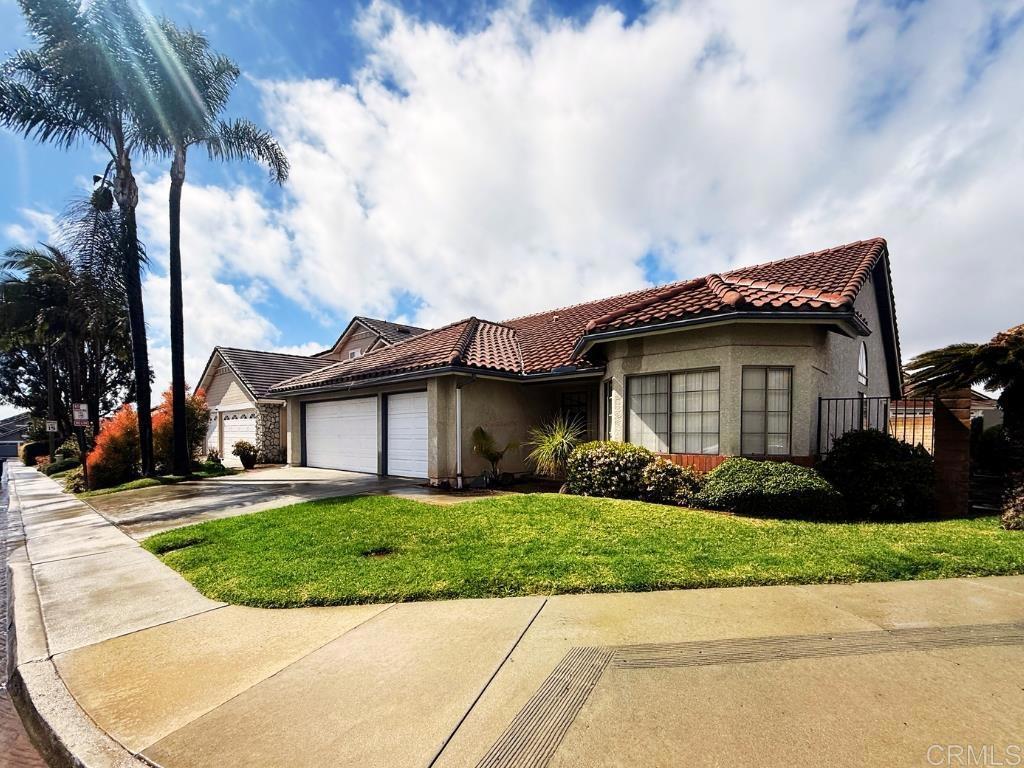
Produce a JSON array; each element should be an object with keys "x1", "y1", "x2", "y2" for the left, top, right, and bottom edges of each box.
[
  {"x1": 386, "y1": 392, "x2": 428, "y2": 478},
  {"x1": 221, "y1": 410, "x2": 257, "y2": 467},
  {"x1": 305, "y1": 398, "x2": 378, "y2": 474}
]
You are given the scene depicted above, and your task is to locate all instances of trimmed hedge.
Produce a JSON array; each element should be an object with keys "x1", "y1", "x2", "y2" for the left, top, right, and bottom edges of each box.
[
  {"x1": 42, "y1": 457, "x2": 80, "y2": 476},
  {"x1": 566, "y1": 441, "x2": 654, "y2": 499},
  {"x1": 694, "y1": 458, "x2": 842, "y2": 519},
  {"x1": 19, "y1": 440, "x2": 49, "y2": 466},
  {"x1": 817, "y1": 429, "x2": 935, "y2": 520}
]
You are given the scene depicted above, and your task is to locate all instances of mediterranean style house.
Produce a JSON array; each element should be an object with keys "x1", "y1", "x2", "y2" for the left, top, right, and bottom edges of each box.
[{"x1": 203, "y1": 238, "x2": 902, "y2": 481}]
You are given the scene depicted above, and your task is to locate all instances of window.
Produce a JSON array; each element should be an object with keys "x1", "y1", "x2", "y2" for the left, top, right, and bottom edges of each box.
[
  {"x1": 741, "y1": 367, "x2": 792, "y2": 455},
  {"x1": 671, "y1": 369, "x2": 720, "y2": 454},
  {"x1": 627, "y1": 369, "x2": 720, "y2": 454},
  {"x1": 604, "y1": 380, "x2": 614, "y2": 439},
  {"x1": 348, "y1": 349, "x2": 362, "y2": 360},
  {"x1": 627, "y1": 374, "x2": 669, "y2": 452},
  {"x1": 561, "y1": 391, "x2": 589, "y2": 435},
  {"x1": 858, "y1": 342, "x2": 868, "y2": 386}
]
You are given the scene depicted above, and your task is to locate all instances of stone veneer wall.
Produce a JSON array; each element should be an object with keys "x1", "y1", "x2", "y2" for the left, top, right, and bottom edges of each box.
[{"x1": 255, "y1": 403, "x2": 284, "y2": 463}]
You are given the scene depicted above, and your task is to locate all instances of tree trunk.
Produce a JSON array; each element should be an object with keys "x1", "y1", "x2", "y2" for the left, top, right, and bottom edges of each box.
[
  {"x1": 113, "y1": 151, "x2": 154, "y2": 476},
  {"x1": 169, "y1": 145, "x2": 189, "y2": 475}
]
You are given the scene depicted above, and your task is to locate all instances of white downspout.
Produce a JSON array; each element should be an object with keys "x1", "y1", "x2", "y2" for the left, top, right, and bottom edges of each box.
[{"x1": 455, "y1": 385, "x2": 463, "y2": 489}]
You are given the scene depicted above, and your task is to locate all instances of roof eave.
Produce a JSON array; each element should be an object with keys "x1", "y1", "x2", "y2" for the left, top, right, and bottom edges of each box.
[{"x1": 572, "y1": 310, "x2": 870, "y2": 359}]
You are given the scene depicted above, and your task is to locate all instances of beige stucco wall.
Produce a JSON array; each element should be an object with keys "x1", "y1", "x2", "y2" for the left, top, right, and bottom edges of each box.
[{"x1": 602, "y1": 322, "x2": 821, "y2": 456}]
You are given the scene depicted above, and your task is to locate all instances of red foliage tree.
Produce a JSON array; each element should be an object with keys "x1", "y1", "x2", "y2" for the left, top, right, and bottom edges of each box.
[{"x1": 85, "y1": 405, "x2": 140, "y2": 490}]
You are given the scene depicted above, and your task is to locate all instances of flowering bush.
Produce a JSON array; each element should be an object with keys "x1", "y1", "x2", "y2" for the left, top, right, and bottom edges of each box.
[
  {"x1": 1002, "y1": 476, "x2": 1024, "y2": 531},
  {"x1": 695, "y1": 458, "x2": 842, "y2": 519},
  {"x1": 640, "y1": 458, "x2": 703, "y2": 505},
  {"x1": 152, "y1": 386, "x2": 211, "y2": 471},
  {"x1": 85, "y1": 404, "x2": 140, "y2": 490},
  {"x1": 232, "y1": 440, "x2": 258, "y2": 470},
  {"x1": 566, "y1": 441, "x2": 654, "y2": 499}
]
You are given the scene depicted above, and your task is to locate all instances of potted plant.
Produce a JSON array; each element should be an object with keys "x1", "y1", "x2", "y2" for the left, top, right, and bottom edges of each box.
[{"x1": 231, "y1": 440, "x2": 258, "y2": 470}]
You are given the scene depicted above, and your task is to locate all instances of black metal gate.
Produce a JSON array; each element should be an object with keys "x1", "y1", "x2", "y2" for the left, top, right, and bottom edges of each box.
[{"x1": 817, "y1": 396, "x2": 934, "y2": 456}]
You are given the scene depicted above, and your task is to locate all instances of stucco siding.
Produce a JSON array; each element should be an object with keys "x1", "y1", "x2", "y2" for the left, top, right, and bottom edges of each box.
[
  {"x1": 603, "y1": 322, "x2": 823, "y2": 457},
  {"x1": 322, "y1": 328, "x2": 378, "y2": 362}
]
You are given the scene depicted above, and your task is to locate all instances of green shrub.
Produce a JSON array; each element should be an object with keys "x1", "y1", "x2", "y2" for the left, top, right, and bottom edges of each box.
[
  {"x1": 231, "y1": 440, "x2": 258, "y2": 470},
  {"x1": 817, "y1": 429, "x2": 935, "y2": 520},
  {"x1": 566, "y1": 441, "x2": 654, "y2": 499},
  {"x1": 19, "y1": 440, "x2": 49, "y2": 466},
  {"x1": 526, "y1": 415, "x2": 586, "y2": 479},
  {"x1": 62, "y1": 466, "x2": 87, "y2": 494},
  {"x1": 43, "y1": 457, "x2": 80, "y2": 476},
  {"x1": 695, "y1": 458, "x2": 842, "y2": 519},
  {"x1": 57, "y1": 436, "x2": 82, "y2": 460},
  {"x1": 640, "y1": 458, "x2": 703, "y2": 505},
  {"x1": 1002, "y1": 476, "x2": 1024, "y2": 531}
]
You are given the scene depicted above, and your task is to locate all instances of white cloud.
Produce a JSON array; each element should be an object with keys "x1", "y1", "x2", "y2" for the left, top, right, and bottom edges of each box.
[
  {"x1": 3, "y1": 207, "x2": 58, "y2": 245},
  {"x1": 239, "y1": 0, "x2": 1024, "y2": 356}
]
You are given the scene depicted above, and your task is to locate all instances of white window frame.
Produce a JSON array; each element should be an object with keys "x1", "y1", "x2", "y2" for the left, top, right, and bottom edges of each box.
[
  {"x1": 626, "y1": 368, "x2": 721, "y2": 455},
  {"x1": 741, "y1": 366, "x2": 793, "y2": 456},
  {"x1": 858, "y1": 341, "x2": 868, "y2": 386}
]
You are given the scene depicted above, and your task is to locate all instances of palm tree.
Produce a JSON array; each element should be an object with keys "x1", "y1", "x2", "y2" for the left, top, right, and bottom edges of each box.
[
  {"x1": 906, "y1": 324, "x2": 1024, "y2": 445},
  {"x1": 0, "y1": 0, "x2": 162, "y2": 474},
  {"x1": 140, "y1": 20, "x2": 289, "y2": 475}
]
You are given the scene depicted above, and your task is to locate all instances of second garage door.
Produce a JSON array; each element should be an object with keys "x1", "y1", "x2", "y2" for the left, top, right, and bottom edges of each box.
[
  {"x1": 221, "y1": 410, "x2": 257, "y2": 466},
  {"x1": 305, "y1": 398, "x2": 378, "y2": 474},
  {"x1": 386, "y1": 392, "x2": 428, "y2": 478}
]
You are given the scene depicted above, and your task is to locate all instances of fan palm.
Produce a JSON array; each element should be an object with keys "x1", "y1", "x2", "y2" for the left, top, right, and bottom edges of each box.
[
  {"x1": 905, "y1": 324, "x2": 1024, "y2": 443},
  {"x1": 139, "y1": 19, "x2": 289, "y2": 474},
  {"x1": 0, "y1": 0, "x2": 162, "y2": 473}
]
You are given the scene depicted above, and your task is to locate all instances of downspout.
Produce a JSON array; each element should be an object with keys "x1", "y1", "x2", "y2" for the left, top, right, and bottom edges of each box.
[{"x1": 455, "y1": 385, "x2": 463, "y2": 489}]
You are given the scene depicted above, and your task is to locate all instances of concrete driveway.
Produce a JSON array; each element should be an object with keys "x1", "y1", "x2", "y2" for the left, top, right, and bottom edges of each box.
[{"x1": 85, "y1": 465, "x2": 415, "y2": 539}]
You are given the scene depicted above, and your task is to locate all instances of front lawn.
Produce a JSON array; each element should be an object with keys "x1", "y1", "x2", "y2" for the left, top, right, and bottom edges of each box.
[{"x1": 143, "y1": 494, "x2": 1024, "y2": 608}]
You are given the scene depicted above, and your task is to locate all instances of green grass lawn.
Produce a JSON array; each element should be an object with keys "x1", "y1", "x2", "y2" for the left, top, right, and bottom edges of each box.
[
  {"x1": 142, "y1": 493, "x2": 1024, "y2": 608},
  {"x1": 78, "y1": 466, "x2": 238, "y2": 497}
]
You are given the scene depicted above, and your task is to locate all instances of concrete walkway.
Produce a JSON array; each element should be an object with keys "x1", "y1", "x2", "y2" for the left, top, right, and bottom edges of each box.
[{"x1": 6, "y1": 461, "x2": 1024, "y2": 767}]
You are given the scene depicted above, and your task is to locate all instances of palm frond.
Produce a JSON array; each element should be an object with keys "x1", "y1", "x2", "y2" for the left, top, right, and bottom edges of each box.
[{"x1": 204, "y1": 118, "x2": 290, "y2": 183}]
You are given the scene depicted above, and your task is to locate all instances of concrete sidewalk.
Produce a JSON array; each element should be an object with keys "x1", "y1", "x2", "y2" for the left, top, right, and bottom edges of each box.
[{"x1": 6, "y1": 460, "x2": 1024, "y2": 767}]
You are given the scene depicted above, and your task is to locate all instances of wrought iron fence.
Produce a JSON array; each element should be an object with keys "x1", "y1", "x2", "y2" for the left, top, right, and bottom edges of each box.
[{"x1": 817, "y1": 396, "x2": 934, "y2": 456}]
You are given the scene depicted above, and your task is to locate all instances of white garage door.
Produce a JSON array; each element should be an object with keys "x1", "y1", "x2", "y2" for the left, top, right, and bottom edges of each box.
[
  {"x1": 387, "y1": 392, "x2": 428, "y2": 478},
  {"x1": 305, "y1": 398, "x2": 378, "y2": 474},
  {"x1": 221, "y1": 409, "x2": 257, "y2": 466}
]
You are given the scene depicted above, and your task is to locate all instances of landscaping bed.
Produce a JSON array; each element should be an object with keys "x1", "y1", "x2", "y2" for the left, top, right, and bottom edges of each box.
[{"x1": 143, "y1": 493, "x2": 1024, "y2": 608}]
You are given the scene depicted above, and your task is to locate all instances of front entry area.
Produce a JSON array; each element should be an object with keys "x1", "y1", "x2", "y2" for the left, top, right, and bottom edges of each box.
[{"x1": 304, "y1": 398, "x2": 378, "y2": 473}]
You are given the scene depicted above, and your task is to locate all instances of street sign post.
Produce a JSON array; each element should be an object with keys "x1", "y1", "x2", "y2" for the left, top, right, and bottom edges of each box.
[{"x1": 73, "y1": 403, "x2": 89, "y2": 427}]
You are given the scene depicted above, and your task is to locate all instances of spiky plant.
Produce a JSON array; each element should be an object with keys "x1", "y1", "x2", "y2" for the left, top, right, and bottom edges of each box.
[
  {"x1": 471, "y1": 426, "x2": 519, "y2": 485},
  {"x1": 526, "y1": 414, "x2": 586, "y2": 479}
]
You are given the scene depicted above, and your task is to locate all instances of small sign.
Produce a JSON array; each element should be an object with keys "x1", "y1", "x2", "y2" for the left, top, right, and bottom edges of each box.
[
  {"x1": 73, "y1": 403, "x2": 89, "y2": 427},
  {"x1": 46, "y1": 420, "x2": 58, "y2": 433}
]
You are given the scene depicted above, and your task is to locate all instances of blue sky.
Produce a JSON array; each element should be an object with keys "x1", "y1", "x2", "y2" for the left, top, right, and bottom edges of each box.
[{"x1": 1, "y1": 0, "x2": 1023, "y2": 417}]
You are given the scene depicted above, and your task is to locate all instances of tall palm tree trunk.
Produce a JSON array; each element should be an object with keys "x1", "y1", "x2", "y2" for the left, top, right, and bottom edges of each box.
[
  {"x1": 168, "y1": 144, "x2": 189, "y2": 475},
  {"x1": 114, "y1": 150, "x2": 154, "y2": 476}
]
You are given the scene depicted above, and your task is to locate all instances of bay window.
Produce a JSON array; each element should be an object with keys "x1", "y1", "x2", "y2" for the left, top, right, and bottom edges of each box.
[{"x1": 627, "y1": 369, "x2": 720, "y2": 454}]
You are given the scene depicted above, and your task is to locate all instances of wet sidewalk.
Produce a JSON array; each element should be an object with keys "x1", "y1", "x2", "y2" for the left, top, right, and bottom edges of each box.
[{"x1": 1, "y1": 463, "x2": 46, "y2": 767}]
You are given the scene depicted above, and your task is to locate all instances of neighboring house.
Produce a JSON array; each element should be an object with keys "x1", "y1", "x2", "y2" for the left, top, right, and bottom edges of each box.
[
  {"x1": 198, "y1": 318, "x2": 427, "y2": 467},
  {"x1": 0, "y1": 411, "x2": 30, "y2": 461},
  {"x1": 263, "y1": 238, "x2": 902, "y2": 484}
]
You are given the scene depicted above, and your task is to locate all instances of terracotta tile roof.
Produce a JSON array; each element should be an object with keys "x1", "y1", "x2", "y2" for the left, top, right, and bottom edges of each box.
[
  {"x1": 215, "y1": 347, "x2": 335, "y2": 398},
  {"x1": 271, "y1": 237, "x2": 890, "y2": 393}
]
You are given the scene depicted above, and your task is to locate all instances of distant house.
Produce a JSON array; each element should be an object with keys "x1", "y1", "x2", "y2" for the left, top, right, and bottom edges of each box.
[
  {"x1": 0, "y1": 411, "x2": 31, "y2": 461},
  {"x1": 198, "y1": 318, "x2": 427, "y2": 467},
  {"x1": 202, "y1": 237, "x2": 903, "y2": 483}
]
